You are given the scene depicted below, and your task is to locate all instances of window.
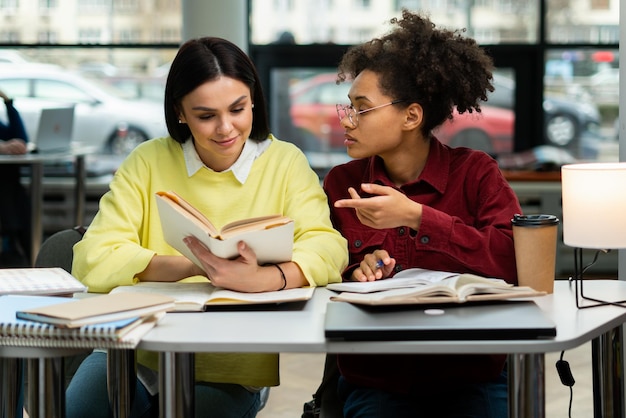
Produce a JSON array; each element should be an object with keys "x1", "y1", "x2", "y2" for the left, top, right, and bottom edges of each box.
[{"x1": 250, "y1": 0, "x2": 619, "y2": 169}]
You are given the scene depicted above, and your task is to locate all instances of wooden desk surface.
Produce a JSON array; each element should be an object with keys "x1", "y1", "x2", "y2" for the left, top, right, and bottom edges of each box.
[{"x1": 501, "y1": 170, "x2": 561, "y2": 182}]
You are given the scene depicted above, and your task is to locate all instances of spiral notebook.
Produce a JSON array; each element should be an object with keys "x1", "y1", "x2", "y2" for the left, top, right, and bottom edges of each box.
[
  {"x1": 0, "y1": 295, "x2": 163, "y2": 349},
  {"x1": 0, "y1": 267, "x2": 87, "y2": 296}
]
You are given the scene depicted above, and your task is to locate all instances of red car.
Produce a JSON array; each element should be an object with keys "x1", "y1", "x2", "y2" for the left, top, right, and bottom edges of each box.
[
  {"x1": 434, "y1": 105, "x2": 514, "y2": 154},
  {"x1": 288, "y1": 72, "x2": 514, "y2": 155}
]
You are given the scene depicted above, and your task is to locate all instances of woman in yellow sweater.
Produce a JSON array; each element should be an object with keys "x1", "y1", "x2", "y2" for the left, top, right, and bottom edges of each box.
[{"x1": 66, "y1": 37, "x2": 348, "y2": 418}]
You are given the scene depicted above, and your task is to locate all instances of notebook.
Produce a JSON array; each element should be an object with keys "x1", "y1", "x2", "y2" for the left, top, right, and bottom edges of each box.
[
  {"x1": 0, "y1": 267, "x2": 87, "y2": 296},
  {"x1": 33, "y1": 106, "x2": 75, "y2": 153},
  {"x1": 324, "y1": 300, "x2": 556, "y2": 341},
  {"x1": 0, "y1": 294, "x2": 164, "y2": 349}
]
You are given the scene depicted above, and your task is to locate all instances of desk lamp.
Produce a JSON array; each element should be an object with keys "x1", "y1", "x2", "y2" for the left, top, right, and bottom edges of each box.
[{"x1": 561, "y1": 162, "x2": 626, "y2": 309}]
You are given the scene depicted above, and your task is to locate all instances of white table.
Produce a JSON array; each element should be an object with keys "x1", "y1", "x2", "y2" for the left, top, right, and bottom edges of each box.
[
  {"x1": 138, "y1": 280, "x2": 626, "y2": 418},
  {"x1": 0, "y1": 147, "x2": 95, "y2": 265}
]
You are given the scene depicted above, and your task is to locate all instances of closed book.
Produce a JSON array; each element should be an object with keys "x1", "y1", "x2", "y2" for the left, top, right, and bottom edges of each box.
[
  {"x1": 0, "y1": 295, "x2": 163, "y2": 349},
  {"x1": 16, "y1": 292, "x2": 175, "y2": 328},
  {"x1": 110, "y1": 281, "x2": 314, "y2": 312},
  {"x1": 155, "y1": 191, "x2": 294, "y2": 267},
  {"x1": 0, "y1": 267, "x2": 87, "y2": 296}
]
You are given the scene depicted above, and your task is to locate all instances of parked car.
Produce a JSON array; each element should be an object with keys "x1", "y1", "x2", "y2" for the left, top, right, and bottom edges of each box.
[
  {"x1": 586, "y1": 68, "x2": 619, "y2": 106},
  {"x1": 288, "y1": 72, "x2": 514, "y2": 155},
  {"x1": 0, "y1": 64, "x2": 167, "y2": 155},
  {"x1": 287, "y1": 72, "x2": 601, "y2": 155},
  {"x1": 489, "y1": 73, "x2": 601, "y2": 148},
  {"x1": 433, "y1": 105, "x2": 514, "y2": 154}
]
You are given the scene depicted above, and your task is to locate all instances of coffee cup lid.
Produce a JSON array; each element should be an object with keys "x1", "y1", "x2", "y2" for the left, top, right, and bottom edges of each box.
[{"x1": 511, "y1": 214, "x2": 560, "y2": 226}]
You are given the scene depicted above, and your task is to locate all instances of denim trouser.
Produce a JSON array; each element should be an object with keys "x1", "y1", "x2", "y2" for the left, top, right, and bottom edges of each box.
[
  {"x1": 65, "y1": 351, "x2": 261, "y2": 418},
  {"x1": 338, "y1": 369, "x2": 508, "y2": 418}
]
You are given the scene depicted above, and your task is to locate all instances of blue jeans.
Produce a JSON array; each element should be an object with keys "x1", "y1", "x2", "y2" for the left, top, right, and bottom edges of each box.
[
  {"x1": 338, "y1": 369, "x2": 508, "y2": 418},
  {"x1": 66, "y1": 351, "x2": 261, "y2": 418}
]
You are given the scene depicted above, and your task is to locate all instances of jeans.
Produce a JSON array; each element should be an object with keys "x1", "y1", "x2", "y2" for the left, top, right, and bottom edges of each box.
[
  {"x1": 66, "y1": 351, "x2": 261, "y2": 418},
  {"x1": 338, "y1": 369, "x2": 508, "y2": 418}
]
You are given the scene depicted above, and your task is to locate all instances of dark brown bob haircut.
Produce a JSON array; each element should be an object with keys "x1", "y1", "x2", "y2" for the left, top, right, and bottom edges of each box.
[{"x1": 164, "y1": 37, "x2": 270, "y2": 143}]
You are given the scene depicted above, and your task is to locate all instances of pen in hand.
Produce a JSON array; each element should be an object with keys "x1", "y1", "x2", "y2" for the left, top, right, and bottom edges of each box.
[{"x1": 375, "y1": 259, "x2": 384, "y2": 269}]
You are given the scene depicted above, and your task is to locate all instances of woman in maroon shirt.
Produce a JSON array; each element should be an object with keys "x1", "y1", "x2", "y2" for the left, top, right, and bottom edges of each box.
[{"x1": 322, "y1": 10, "x2": 522, "y2": 418}]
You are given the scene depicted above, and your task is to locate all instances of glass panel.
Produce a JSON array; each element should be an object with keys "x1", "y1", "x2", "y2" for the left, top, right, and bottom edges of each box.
[
  {"x1": 251, "y1": 0, "x2": 539, "y2": 45},
  {"x1": 0, "y1": 0, "x2": 182, "y2": 44},
  {"x1": 544, "y1": 48, "x2": 619, "y2": 162},
  {"x1": 270, "y1": 67, "x2": 518, "y2": 176},
  {"x1": 270, "y1": 68, "x2": 352, "y2": 177},
  {"x1": 0, "y1": 47, "x2": 174, "y2": 158},
  {"x1": 546, "y1": 0, "x2": 619, "y2": 44}
]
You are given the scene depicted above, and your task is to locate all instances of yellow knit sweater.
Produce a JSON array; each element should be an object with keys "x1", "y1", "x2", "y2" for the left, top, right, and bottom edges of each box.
[{"x1": 72, "y1": 135, "x2": 347, "y2": 386}]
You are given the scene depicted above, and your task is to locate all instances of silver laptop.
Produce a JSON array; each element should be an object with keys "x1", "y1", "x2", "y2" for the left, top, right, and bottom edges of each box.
[
  {"x1": 324, "y1": 300, "x2": 556, "y2": 341},
  {"x1": 33, "y1": 107, "x2": 75, "y2": 153}
]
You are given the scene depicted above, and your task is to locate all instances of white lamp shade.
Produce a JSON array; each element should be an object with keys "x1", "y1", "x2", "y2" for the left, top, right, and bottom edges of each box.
[{"x1": 561, "y1": 162, "x2": 626, "y2": 249}]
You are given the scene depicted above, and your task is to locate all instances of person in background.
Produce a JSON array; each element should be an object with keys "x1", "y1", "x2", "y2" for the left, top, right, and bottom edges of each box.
[
  {"x1": 323, "y1": 10, "x2": 522, "y2": 418},
  {"x1": 66, "y1": 36, "x2": 348, "y2": 418},
  {"x1": 0, "y1": 88, "x2": 30, "y2": 267}
]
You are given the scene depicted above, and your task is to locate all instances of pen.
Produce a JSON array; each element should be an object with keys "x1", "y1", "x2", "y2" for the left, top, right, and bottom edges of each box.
[{"x1": 375, "y1": 259, "x2": 384, "y2": 269}]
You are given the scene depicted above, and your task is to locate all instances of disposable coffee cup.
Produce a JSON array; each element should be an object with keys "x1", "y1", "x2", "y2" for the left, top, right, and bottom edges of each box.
[{"x1": 511, "y1": 214, "x2": 560, "y2": 294}]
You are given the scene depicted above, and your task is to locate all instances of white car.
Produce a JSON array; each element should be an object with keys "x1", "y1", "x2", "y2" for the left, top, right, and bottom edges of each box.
[{"x1": 0, "y1": 64, "x2": 167, "y2": 155}]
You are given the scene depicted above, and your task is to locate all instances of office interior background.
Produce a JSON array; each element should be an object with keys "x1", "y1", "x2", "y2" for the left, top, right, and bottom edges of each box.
[
  {"x1": 0, "y1": 2, "x2": 623, "y2": 416},
  {"x1": 0, "y1": 0, "x2": 622, "y2": 273}
]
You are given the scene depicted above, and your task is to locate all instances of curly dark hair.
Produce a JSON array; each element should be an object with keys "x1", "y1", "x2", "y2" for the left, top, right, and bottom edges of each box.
[
  {"x1": 164, "y1": 37, "x2": 270, "y2": 143},
  {"x1": 337, "y1": 10, "x2": 494, "y2": 137}
]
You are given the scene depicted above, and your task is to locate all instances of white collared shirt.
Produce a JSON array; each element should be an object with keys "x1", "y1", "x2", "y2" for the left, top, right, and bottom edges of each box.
[{"x1": 182, "y1": 137, "x2": 271, "y2": 184}]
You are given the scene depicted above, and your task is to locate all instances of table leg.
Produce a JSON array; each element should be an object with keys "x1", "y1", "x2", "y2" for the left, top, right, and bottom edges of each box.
[
  {"x1": 25, "y1": 358, "x2": 64, "y2": 418},
  {"x1": 508, "y1": 353, "x2": 545, "y2": 418},
  {"x1": 0, "y1": 358, "x2": 22, "y2": 418},
  {"x1": 29, "y1": 162, "x2": 43, "y2": 266},
  {"x1": 158, "y1": 352, "x2": 194, "y2": 418},
  {"x1": 107, "y1": 349, "x2": 136, "y2": 418},
  {"x1": 592, "y1": 326, "x2": 625, "y2": 418},
  {"x1": 74, "y1": 155, "x2": 86, "y2": 227}
]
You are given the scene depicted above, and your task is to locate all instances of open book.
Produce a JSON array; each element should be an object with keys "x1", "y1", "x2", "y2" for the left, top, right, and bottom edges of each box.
[
  {"x1": 16, "y1": 292, "x2": 175, "y2": 328},
  {"x1": 0, "y1": 295, "x2": 164, "y2": 349},
  {"x1": 110, "y1": 281, "x2": 315, "y2": 312},
  {"x1": 329, "y1": 268, "x2": 544, "y2": 306},
  {"x1": 155, "y1": 191, "x2": 294, "y2": 267},
  {"x1": 327, "y1": 268, "x2": 465, "y2": 293}
]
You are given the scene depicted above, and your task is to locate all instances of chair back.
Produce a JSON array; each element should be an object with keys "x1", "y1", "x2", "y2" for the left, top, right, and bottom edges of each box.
[{"x1": 34, "y1": 226, "x2": 86, "y2": 273}]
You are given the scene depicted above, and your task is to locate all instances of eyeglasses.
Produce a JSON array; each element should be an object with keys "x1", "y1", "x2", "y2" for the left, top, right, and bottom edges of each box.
[{"x1": 336, "y1": 99, "x2": 404, "y2": 127}]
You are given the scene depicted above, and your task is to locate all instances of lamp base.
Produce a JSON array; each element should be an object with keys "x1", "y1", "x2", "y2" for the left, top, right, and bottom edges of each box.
[{"x1": 572, "y1": 247, "x2": 626, "y2": 309}]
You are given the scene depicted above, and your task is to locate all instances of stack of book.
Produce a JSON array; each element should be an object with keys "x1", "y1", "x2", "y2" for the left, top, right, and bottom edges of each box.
[{"x1": 0, "y1": 289, "x2": 175, "y2": 349}]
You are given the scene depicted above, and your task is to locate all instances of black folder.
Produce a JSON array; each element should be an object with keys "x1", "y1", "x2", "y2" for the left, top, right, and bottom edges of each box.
[{"x1": 324, "y1": 300, "x2": 556, "y2": 341}]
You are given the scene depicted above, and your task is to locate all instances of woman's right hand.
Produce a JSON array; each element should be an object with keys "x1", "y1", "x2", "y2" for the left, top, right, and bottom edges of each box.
[{"x1": 351, "y1": 249, "x2": 396, "y2": 282}]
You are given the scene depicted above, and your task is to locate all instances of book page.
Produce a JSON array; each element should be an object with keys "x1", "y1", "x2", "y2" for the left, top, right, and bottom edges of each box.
[
  {"x1": 207, "y1": 287, "x2": 314, "y2": 305},
  {"x1": 111, "y1": 282, "x2": 215, "y2": 312},
  {"x1": 111, "y1": 282, "x2": 314, "y2": 309},
  {"x1": 219, "y1": 216, "x2": 293, "y2": 240},
  {"x1": 327, "y1": 268, "x2": 459, "y2": 294},
  {"x1": 156, "y1": 191, "x2": 218, "y2": 236}
]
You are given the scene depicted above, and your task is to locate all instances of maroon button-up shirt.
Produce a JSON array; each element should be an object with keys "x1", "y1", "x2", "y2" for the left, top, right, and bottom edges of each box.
[{"x1": 323, "y1": 138, "x2": 522, "y2": 394}]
